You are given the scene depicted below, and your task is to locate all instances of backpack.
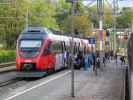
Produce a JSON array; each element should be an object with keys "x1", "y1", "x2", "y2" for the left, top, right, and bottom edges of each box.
[{"x1": 96, "y1": 57, "x2": 100, "y2": 62}]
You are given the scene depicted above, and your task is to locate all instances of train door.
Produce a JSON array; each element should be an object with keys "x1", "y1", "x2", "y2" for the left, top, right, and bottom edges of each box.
[
  {"x1": 51, "y1": 41, "x2": 63, "y2": 70},
  {"x1": 42, "y1": 41, "x2": 55, "y2": 70},
  {"x1": 62, "y1": 41, "x2": 67, "y2": 67},
  {"x1": 47, "y1": 42, "x2": 55, "y2": 70}
]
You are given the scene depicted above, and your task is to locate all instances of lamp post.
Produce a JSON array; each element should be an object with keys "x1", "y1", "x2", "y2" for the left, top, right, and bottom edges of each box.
[
  {"x1": 97, "y1": 0, "x2": 104, "y2": 51},
  {"x1": 113, "y1": 0, "x2": 118, "y2": 53},
  {"x1": 71, "y1": 1, "x2": 75, "y2": 97},
  {"x1": 66, "y1": 0, "x2": 78, "y2": 97},
  {"x1": 25, "y1": 8, "x2": 29, "y2": 29}
]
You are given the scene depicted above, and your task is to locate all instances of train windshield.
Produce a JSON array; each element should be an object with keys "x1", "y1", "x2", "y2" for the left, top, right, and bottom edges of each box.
[
  {"x1": 19, "y1": 40, "x2": 42, "y2": 57},
  {"x1": 20, "y1": 40, "x2": 42, "y2": 48}
]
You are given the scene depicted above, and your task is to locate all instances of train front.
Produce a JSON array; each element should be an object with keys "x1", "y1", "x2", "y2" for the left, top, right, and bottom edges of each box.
[{"x1": 16, "y1": 28, "x2": 47, "y2": 77}]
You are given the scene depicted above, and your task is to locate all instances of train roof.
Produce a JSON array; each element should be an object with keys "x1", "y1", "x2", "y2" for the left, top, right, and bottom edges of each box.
[
  {"x1": 22, "y1": 27, "x2": 53, "y2": 34},
  {"x1": 19, "y1": 27, "x2": 90, "y2": 45},
  {"x1": 19, "y1": 27, "x2": 53, "y2": 40},
  {"x1": 51, "y1": 34, "x2": 88, "y2": 45}
]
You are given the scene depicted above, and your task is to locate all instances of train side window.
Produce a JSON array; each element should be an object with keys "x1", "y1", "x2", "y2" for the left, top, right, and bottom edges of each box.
[
  {"x1": 74, "y1": 43, "x2": 76, "y2": 55},
  {"x1": 51, "y1": 42, "x2": 60, "y2": 53},
  {"x1": 64, "y1": 42, "x2": 66, "y2": 51},
  {"x1": 51, "y1": 42, "x2": 56, "y2": 53},
  {"x1": 78, "y1": 43, "x2": 80, "y2": 52},
  {"x1": 59, "y1": 42, "x2": 63, "y2": 53},
  {"x1": 61, "y1": 42, "x2": 64, "y2": 53}
]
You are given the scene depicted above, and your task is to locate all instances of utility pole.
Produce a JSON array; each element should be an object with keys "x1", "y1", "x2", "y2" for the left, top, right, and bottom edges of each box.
[
  {"x1": 71, "y1": 1, "x2": 74, "y2": 97},
  {"x1": 131, "y1": 20, "x2": 133, "y2": 32},
  {"x1": 97, "y1": 0, "x2": 104, "y2": 51},
  {"x1": 25, "y1": 8, "x2": 29, "y2": 29},
  {"x1": 113, "y1": 0, "x2": 118, "y2": 52},
  {"x1": 66, "y1": 0, "x2": 77, "y2": 97}
]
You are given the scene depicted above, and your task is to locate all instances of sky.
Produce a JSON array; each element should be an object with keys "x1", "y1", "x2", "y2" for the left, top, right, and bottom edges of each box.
[
  {"x1": 83, "y1": 0, "x2": 133, "y2": 8},
  {"x1": 118, "y1": 0, "x2": 133, "y2": 8}
]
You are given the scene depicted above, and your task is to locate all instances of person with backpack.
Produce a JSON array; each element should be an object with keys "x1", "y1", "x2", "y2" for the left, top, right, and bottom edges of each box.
[
  {"x1": 120, "y1": 56, "x2": 125, "y2": 66},
  {"x1": 74, "y1": 50, "x2": 84, "y2": 69},
  {"x1": 92, "y1": 52, "x2": 97, "y2": 75},
  {"x1": 96, "y1": 56, "x2": 100, "y2": 69}
]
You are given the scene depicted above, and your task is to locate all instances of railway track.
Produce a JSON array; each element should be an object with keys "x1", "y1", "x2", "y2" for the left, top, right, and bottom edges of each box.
[
  {"x1": 0, "y1": 62, "x2": 15, "y2": 68},
  {"x1": 0, "y1": 78, "x2": 22, "y2": 87},
  {"x1": 0, "y1": 63, "x2": 67, "y2": 89},
  {"x1": 0, "y1": 62, "x2": 17, "y2": 87},
  {"x1": 0, "y1": 62, "x2": 16, "y2": 73}
]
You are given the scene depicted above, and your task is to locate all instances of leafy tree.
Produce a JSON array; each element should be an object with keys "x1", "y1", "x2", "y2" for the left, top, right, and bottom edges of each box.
[
  {"x1": 0, "y1": 0, "x2": 26, "y2": 48},
  {"x1": 29, "y1": 0, "x2": 58, "y2": 29},
  {"x1": 116, "y1": 7, "x2": 133, "y2": 28},
  {"x1": 103, "y1": 5, "x2": 114, "y2": 29},
  {"x1": 55, "y1": 0, "x2": 71, "y2": 30},
  {"x1": 63, "y1": 15, "x2": 92, "y2": 36},
  {"x1": 85, "y1": 4, "x2": 113, "y2": 29},
  {"x1": 86, "y1": 6, "x2": 99, "y2": 28},
  {"x1": 58, "y1": 1, "x2": 92, "y2": 36},
  {"x1": 0, "y1": 0, "x2": 59, "y2": 48}
]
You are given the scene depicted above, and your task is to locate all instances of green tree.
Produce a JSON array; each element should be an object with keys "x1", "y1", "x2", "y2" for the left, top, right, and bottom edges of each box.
[
  {"x1": 0, "y1": 0, "x2": 59, "y2": 48},
  {"x1": 63, "y1": 15, "x2": 92, "y2": 36},
  {"x1": 59, "y1": 1, "x2": 92, "y2": 36},
  {"x1": 0, "y1": 0, "x2": 26, "y2": 48},
  {"x1": 103, "y1": 5, "x2": 114, "y2": 29},
  {"x1": 116, "y1": 7, "x2": 133, "y2": 28},
  {"x1": 55, "y1": 0, "x2": 71, "y2": 30},
  {"x1": 29, "y1": 0, "x2": 58, "y2": 29},
  {"x1": 85, "y1": 3, "x2": 114, "y2": 29},
  {"x1": 86, "y1": 6, "x2": 99, "y2": 28}
]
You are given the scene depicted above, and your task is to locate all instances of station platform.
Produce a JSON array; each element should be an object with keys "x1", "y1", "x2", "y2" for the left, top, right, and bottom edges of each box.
[{"x1": 2, "y1": 60, "x2": 126, "y2": 100}]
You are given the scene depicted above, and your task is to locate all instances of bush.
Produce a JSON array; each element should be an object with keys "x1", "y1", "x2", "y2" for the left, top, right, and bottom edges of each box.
[{"x1": 0, "y1": 50, "x2": 16, "y2": 63}]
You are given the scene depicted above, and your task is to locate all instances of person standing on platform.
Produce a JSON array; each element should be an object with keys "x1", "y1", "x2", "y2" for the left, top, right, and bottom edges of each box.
[
  {"x1": 92, "y1": 51, "x2": 97, "y2": 75},
  {"x1": 103, "y1": 56, "x2": 106, "y2": 67},
  {"x1": 115, "y1": 53, "x2": 117, "y2": 64}
]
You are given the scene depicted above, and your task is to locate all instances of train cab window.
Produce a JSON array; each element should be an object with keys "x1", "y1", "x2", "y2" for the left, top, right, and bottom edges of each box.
[{"x1": 43, "y1": 42, "x2": 51, "y2": 55}]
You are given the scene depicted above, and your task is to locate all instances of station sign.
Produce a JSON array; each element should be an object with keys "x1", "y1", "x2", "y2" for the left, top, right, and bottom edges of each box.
[{"x1": 88, "y1": 37, "x2": 96, "y2": 44}]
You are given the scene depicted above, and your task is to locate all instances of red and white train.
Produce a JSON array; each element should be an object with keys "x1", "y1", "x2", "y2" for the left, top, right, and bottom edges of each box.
[{"x1": 16, "y1": 27, "x2": 91, "y2": 77}]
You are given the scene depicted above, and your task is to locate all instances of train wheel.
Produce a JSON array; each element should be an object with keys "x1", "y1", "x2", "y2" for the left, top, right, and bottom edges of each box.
[{"x1": 47, "y1": 67, "x2": 55, "y2": 74}]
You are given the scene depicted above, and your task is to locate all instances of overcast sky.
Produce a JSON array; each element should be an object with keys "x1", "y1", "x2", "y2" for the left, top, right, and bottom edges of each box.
[{"x1": 83, "y1": 0, "x2": 133, "y2": 8}]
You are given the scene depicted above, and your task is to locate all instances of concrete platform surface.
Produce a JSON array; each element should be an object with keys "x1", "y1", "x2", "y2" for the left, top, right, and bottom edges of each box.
[{"x1": 1, "y1": 60, "x2": 125, "y2": 100}]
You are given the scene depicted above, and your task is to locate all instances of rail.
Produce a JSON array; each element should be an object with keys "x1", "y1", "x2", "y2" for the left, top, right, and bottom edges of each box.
[
  {"x1": 0, "y1": 62, "x2": 15, "y2": 68},
  {"x1": 124, "y1": 65, "x2": 129, "y2": 100}
]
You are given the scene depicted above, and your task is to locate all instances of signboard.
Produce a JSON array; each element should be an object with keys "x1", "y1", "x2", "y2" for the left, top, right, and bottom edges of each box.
[
  {"x1": 88, "y1": 37, "x2": 96, "y2": 44},
  {"x1": 66, "y1": 0, "x2": 77, "y2": 3}
]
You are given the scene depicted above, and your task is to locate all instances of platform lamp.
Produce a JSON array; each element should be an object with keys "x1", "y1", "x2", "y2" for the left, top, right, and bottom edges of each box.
[{"x1": 66, "y1": 0, "x2": 79, "y2": 97}]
